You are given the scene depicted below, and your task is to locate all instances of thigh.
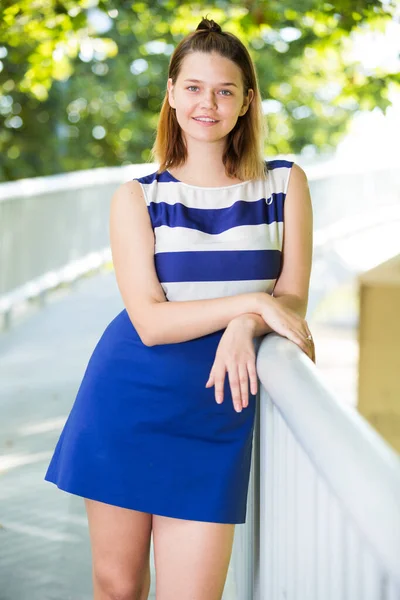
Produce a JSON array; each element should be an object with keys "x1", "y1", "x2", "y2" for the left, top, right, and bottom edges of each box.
[
  {"x1": 152, "y1": 514, "x2": 235, "y2": 600},
  {"x1": 85, "y1": 499, "x2": 152, "y2": 591}
]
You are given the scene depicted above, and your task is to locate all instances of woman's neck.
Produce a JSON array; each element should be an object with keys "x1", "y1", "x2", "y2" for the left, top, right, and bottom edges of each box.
[{"x1": 167, "y1": 163, "x2": 243, "y2": 187}]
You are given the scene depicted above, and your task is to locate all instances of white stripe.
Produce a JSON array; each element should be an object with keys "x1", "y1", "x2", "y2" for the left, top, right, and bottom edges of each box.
[
  {"x1": 161, "y1": 279, "x2": 276, "y2": 302},
  {"x1": 267, "y1": 163, "x2": 293, "y2": 195},
  {"x1": 145, "y1": 179, "x2": 270, "y2": 207},
  {"x1": 138, "y1": 163, "x2": 292, "y2": 303},
  {"x1": 154, "y1": 222, "x2": 284, "y2": 253},
  {"x1": 140, "y1": 163, "x2": 293, "y2": 207}
]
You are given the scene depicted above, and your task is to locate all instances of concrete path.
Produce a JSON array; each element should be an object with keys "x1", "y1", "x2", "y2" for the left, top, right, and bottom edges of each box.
[
  {"x1": 0, "y1": 270, "x2": 359, "y2": 599},
  {"x1": 0, "y1": 271, "x2": 125, "y2": 599}
]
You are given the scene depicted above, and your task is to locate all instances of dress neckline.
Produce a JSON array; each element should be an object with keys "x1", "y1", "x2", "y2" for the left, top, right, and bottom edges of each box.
[{"x1": 164, "y1": 170, "x2": 253, "y2": 190}]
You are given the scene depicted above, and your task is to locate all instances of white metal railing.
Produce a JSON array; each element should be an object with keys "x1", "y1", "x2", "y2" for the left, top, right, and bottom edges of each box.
[
  {"x1": 1, "y1": 161, "x2": 399, "y2": 329},
  {"x1": 0, "y1": 163, "x2": 151, "y2": 326},
  {"x1": 231, "y1": 333, "x2": 400, "y2": 600}
]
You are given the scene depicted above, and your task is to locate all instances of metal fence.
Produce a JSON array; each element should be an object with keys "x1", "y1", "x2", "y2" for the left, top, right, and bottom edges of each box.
[
  {"x1": 1, "y1": 159, "x2": 399, "y2": 327},
  {"x1": 232, "y1": 333, "x2": 400, "y2": 600}
]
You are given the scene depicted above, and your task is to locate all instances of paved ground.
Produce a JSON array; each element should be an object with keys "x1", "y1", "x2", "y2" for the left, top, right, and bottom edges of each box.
[
  {"x1": 0, "y1": 270, "x2": 359, "y2": 599},
  {"x1": 0, "y1": 271, "x2": 124, "y2": 600}
]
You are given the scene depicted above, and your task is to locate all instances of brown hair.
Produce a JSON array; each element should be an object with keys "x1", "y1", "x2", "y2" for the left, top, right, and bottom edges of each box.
[{"x1": 149, "y1": 16, "x2": 268, "y2": 182}]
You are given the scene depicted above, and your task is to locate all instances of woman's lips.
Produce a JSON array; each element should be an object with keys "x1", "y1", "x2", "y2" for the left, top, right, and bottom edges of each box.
[{"x1": 192, "y1": 118, "x2": 219, "y2": 126}]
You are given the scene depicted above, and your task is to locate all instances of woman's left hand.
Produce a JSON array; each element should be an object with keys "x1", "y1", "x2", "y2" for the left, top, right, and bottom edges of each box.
[{"x1": 205, "y1": 315, "x2": 258, "y2": 413}]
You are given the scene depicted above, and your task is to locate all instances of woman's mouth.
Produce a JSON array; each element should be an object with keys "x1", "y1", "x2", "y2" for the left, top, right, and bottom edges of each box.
[{"x1": 192, "y1": 117, "x2": 219, "y2": 126}]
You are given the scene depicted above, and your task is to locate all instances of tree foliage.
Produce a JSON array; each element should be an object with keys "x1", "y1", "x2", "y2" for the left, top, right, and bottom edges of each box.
[{"x1": 0, "y1": 0, "x2": 399, "y2": 181}]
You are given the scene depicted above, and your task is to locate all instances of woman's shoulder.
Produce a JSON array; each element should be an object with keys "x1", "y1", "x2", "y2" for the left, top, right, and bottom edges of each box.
[
  {"x1": 265, "y1": 158, "x2": 296, "y2": 194},
  {"x1": 266, "y1": 159, "x2": 307, "y2": 178},
  {"x1": 265, "y1": 158, "x2": 294, "y2": 171}
]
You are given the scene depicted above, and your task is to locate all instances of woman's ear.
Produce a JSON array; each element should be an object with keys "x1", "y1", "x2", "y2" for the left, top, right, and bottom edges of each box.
[
  {"x1": 167, "y1": 78, "x2": 176, "y2": 109},
  {"x1": 239, "y1": 88, "x2": 254, "y2": 116}
]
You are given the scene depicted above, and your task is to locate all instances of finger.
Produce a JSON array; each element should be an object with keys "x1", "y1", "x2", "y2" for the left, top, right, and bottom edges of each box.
[
  {"x1": 306, "y1": 343, "x2": 314, "y2": 362},
  {"x1": 247, "y1": 361, "x2": 258, "y2": 396},
  {"x1": 300, "y1": 328, "x2": 315, "y2": 362},
  {"x1": 303, "y1": 333, "x2": 315, "y2": 363},
  {"x1": 214, "y1": 369, "x2": 226, "y2": 404},
  {"x1": 287, "y1": 329, "x2": 313, "y2": 360},
  {"x1": 205, "y1": 370, "x2": 214, "y2": 387},
  {"x1": 304, "y1": 341, "x2": 314, "y2": 361},
  {"x1": 304, "y1": 328, "x2": 316, "y2": 364},
  {"x1": 305, "y1": 334, "x2": 316, "y2": 363},
  {"x1": 290, "y1": 330, "x2": 310, "y2": 355},
  {"x1": 238, "y1": 363, "x2": 249, "y2": 408},
  {"x1": 227, "y1": 367, "x2": 242, "y2": 413}
]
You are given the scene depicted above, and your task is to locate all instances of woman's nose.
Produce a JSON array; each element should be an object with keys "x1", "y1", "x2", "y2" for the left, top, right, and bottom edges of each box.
[{"x1": 200, "y1": 91, "x2": 217, "y2": 108}]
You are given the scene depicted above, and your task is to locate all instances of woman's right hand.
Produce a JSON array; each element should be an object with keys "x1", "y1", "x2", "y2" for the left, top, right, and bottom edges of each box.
[{"x1": 256, "y1": 294, "x2": 316, "y2": 363}]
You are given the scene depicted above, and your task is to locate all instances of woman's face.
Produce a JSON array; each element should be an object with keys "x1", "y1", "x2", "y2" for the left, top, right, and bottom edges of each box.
[{"x1": 167, "y1": 51, "x2": 253, "y2": 145}]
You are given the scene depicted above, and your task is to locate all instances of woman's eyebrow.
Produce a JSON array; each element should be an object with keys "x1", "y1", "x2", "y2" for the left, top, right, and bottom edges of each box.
[{"x1": 183, "y1": 78, "x2": 238, "y2": 88}]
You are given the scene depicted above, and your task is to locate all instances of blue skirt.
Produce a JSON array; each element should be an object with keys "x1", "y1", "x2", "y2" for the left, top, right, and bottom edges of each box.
[{"x1": 44, "y1": 309, "x2": 257, "y2": 524}]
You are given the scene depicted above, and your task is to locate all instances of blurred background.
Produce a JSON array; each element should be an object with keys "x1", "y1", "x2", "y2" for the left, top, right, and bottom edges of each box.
[
  {"x1": 0, "y1": 1, "x2": 399, "y2": 599},
  {"x1": 1, "y1": 0, "x2": 399, "y2": 179}
]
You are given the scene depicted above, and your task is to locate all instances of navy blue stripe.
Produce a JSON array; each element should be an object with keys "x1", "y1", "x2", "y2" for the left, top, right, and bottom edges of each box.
[
  {"x1": 155, "y1": 250, "x2": 281, "y2": 282},
  {"x1": 148, "y1": 196, "x2": 284, "y2": 233},
  {"x1": 138, "y1": 171, "x2": 175, "y2": 184},
  {"x1": 266, "y1": 159, "x2": 294, "y2": 170}
]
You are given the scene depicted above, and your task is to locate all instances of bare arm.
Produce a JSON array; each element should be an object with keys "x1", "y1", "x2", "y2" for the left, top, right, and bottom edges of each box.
[
  {"x1": 239, "y1": 295, "x2": 307, "y2": 338},
  {"x1": 109, "y1": 180, "x2": 265, "y2": 346},
  {"x1": 147, "y1": 293, "x2": 262, "y2": 345}
]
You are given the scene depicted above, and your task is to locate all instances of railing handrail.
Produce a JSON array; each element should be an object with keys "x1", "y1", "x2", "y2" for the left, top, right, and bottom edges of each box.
[
  {"x1": 256, "y1": 332, "x2": 400, "y2": 585},
  {"x1": 2, "y1": 156, "x2": 399, "y2": 198},
  {"x1": 313, "y1": 204, "x2": 400, "y2": 248},
  {"x1": 3, "y1": 162, "x2": 396, "y2": 239},
  {"x1": 1, "y1": 161, "x2": 398, "y2": 331},
  {"x1": 0, "y1": 163, "x2": 152, "y2": 202}
]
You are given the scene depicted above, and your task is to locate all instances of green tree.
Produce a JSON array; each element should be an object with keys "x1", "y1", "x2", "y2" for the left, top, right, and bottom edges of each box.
[{"x1": 0, "y1": 0, "x2": 399, "y2": 181}]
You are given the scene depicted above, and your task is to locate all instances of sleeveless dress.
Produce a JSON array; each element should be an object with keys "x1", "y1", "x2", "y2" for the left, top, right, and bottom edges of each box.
[{"x1": 44, "y1": 159, "x2": 294, "y2": 524}]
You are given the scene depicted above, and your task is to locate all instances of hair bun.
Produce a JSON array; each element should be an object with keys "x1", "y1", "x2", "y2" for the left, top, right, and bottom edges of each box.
[{"x1": 196, "y1": 17, "x2": 222, "y2": 34}]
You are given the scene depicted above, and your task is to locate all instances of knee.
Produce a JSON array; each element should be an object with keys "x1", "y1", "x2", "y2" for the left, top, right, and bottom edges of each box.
[{"x1": 94, "y1": 564, "x2": 150, "y2": 600}]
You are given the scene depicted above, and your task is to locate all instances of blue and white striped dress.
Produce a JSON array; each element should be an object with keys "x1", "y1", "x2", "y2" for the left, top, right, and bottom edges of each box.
[{"x1": 45, "y1": 159, "x2": 294, "y2": 524}]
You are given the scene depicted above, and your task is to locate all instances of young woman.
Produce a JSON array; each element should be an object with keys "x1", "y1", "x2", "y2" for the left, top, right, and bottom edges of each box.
[{"x1": 45, "y1": 16, "x2": 315, "y2": 600}]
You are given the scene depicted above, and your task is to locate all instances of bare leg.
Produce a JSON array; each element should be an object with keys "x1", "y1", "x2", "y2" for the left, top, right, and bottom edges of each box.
[
  {"x1": 152, "y1": 514, "x2": 235, "y2": 600},
  {"x1": 85, "y1": 498, "x2": 152, "y2": 600}
]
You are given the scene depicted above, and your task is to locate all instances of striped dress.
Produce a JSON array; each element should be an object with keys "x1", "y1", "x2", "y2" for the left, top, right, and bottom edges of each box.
[{"x1": 44, "y1": 159, "x2": 294, "y2": 524}]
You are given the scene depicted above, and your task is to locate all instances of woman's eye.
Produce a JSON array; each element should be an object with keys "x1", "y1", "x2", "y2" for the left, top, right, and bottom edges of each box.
[{"x1": 186, "y1": 86, "x2": 232, "y2": 96}]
